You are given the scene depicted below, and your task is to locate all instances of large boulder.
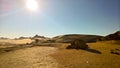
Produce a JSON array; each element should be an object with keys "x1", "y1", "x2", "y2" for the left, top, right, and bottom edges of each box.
[{"x1": 66, "y1": 39, "x2": 88, "y2": 49}]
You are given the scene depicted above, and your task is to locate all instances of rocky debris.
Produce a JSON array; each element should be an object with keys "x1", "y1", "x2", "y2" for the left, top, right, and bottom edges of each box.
[
  {"x1": 66, "y1": 39, "x2": 88, "y2": 49},
  {"x1": 110, "y1": 48, "x2": 120, "y2": 55}
]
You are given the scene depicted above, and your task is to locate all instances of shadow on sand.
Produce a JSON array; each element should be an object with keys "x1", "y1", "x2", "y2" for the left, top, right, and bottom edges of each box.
[
  {"x1": 66, "y1": 45, "x2": 102, "y2": 54},
  {"x1": 83, "y1": 48, "x2": 102, "y2": 54}
]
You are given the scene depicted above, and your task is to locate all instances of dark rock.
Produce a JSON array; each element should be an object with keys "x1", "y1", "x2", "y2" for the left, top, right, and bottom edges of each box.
[
  {"x1": 110, "y1": 51, "x2": 114, "y2": 54},
  {"x1": 110, "y1": 48, "x2": 120, "y2": 55},
  {"x1": 66, "y1": 39, "x2": 88, "y2": 49},
  {"x1": 115, "y1": 48, "x2": 120, "y2": 51}
]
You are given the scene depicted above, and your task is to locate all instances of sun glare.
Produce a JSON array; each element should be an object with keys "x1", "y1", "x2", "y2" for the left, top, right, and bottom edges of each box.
[{"x1": 26, "y1": 0, "x2": 38, "y2": 11}]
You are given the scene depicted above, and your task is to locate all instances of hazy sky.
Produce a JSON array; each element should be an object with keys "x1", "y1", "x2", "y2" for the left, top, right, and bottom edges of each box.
[{"x1": 0, "y1": 0, "x2": 120, "y2": 38}]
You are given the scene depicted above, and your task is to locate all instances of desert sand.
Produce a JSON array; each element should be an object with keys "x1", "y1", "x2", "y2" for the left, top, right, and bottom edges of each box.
[{"x1": 0, "y1": 39, "x2": 120, "y2": 68}]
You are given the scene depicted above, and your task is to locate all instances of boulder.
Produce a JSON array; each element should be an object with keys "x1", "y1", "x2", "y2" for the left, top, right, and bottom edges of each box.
[{"x1": 66, "y1": 39, "x2": 88, "y2": 49}]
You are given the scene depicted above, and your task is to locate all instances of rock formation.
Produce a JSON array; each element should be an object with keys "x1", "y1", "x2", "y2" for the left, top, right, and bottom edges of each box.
[{"x1": 66, "y1": 39, "x2": 88, "y2": 49}]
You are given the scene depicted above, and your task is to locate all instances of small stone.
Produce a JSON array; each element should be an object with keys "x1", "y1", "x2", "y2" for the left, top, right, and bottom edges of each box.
[{"x1": 86, "y1": 61, "x2": 89, "y2": 63}]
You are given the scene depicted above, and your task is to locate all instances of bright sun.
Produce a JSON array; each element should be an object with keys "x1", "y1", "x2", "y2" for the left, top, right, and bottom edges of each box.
[{"x1": 26, "y1": 0, "x2": 38, "y2": 11}]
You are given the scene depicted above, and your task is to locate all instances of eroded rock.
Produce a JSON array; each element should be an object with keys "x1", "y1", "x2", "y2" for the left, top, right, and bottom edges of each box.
[{"x1": 66, "y1": 39, "x2": 88, "y2": 49}]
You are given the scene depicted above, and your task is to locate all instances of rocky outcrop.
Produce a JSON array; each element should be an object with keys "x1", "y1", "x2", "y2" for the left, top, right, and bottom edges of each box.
[{"x1": 66, "y1": 39, "x2": 88, "y2": 49}]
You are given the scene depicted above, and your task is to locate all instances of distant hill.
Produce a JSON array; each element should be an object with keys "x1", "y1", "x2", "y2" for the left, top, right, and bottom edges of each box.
[
  {"x1": 31, "y1": 35, "x2": 50, "y2": 43},
  {"x1": 32, "y1": 35, "x2": 46, "y2": 39},
  {"x1": 0, "y1": 37, "x2": 9, "y2": 40},
  {"x1": 52, "y1": 34, "x2": 102, "y2": 43},
  {"x1": 99, "y1": 31, "x2": 120, "y2": 41}
]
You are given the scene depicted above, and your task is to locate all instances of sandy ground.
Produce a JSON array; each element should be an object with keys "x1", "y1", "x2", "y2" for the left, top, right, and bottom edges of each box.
[
  {"x1": 0, "y1": 40, "x2": 120, "y2": 68},
  {"x1": 0, "y1": 46, "x2": 59, "y2": 68},
  {"x1": 51, "y1": 42, "x2": 120, "y2": 68}
]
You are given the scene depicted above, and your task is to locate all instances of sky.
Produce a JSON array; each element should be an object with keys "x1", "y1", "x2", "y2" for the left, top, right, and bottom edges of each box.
[{"x1": 0, "y1": 0, "x2": 120, "y2": 38}]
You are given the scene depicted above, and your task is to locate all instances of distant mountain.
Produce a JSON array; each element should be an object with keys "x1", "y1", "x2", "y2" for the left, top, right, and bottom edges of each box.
[
  {"x1": 52, "y1": 34, "x2": 102, "y2": 43},
  {"x1": 99, "y1": 31, "x2": 120, "y2": 41}
]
